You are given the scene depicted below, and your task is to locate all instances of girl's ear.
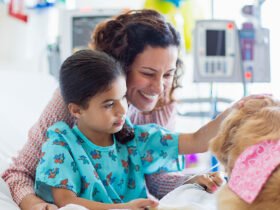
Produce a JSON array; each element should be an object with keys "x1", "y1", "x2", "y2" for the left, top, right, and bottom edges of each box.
[{"x1": 68, "y1": 103, "x2": 82, "y2": 119}]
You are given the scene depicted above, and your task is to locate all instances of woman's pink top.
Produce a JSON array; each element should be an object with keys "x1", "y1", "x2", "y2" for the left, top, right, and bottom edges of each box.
[{"x1": 2, "y1": 89, "x2": 187, "y2": 205}]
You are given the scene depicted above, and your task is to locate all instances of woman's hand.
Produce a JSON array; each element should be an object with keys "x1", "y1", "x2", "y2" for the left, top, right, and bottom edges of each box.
[
  {"x1": 20, "y1": 194, "x2": 58, "y2": 210},
  {"x1": 30, "y1": 203, "x2": 58, "y2": 210},
  {"x1": 127, "y1": 198, "x2": 158, "y2": 210},
  {"x1": 186, "y1": 172, "x2": 224, "y2": 193}
]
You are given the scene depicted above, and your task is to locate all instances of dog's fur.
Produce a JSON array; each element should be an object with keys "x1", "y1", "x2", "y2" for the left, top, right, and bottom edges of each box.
[{"x1": 210, "y1": 97, "x2": 280, "y2": 210}]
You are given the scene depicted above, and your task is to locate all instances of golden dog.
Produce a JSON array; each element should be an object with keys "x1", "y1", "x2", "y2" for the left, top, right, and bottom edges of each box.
[{"x1": 210, "y1": 97, "x2": 280, "y2": 210}]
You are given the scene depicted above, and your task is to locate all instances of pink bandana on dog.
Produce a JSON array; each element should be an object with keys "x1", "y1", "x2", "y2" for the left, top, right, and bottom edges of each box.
[{"x1": 228, "y1": 139, "x2": 280, "y2": 203}]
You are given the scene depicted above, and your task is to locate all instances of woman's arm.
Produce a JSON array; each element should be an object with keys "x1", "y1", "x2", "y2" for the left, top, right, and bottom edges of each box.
[
  {"x1": 146, "y1": 172, "x2": 223, "y2": 199},
  {"x1": 52, "y1": 188, "x2": 158, "y2": 210},
  {"x1": 145, "y1": 172, "x2": 188, "y2": 199},
  {"x1": 2, "y1": 89, "x2": 74, "y2": 209}
]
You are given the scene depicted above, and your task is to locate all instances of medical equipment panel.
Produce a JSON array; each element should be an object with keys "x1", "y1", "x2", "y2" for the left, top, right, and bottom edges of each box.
[
  {"x1": 193, "y1": 19, "x2": 270, "y2": 83},
  {"x1": 239, "y1": 23, "x2": 270, "y2": 82},
  {"x1": 193, "y1": 20, "x2": 242, "y2": 82}
]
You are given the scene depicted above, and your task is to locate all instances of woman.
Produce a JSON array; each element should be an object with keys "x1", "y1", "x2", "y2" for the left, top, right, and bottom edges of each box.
[{"x1": 2, "y1": 9, "x2": 224, "y2": 210}]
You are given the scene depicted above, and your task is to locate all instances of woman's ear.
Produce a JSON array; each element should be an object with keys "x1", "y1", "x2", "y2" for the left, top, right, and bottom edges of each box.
[{"x1": 68, "y1": 103, "x2": 82, "y2": 119}]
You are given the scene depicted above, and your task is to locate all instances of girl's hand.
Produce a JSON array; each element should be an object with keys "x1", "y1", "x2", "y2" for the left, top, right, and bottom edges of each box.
[
  {"x1": 218, "y1": 94, "x2": 272, "y2": 121},
  {"x1": 31, "y1": 202, "x2": 58, "y2": 210},
  {"x1": 127, "y1": 198, "x2": 158, "y2": 210},
  {"x1": 233, "y1": 93, "x2": 272, "y2": 109},
  {"x1": 186, "y1": 172, "x2": 224, "y2": 193}
]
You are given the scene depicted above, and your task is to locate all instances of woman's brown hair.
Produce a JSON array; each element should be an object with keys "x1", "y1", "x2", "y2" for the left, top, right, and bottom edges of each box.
[{"x1": 89, "y1": 9, "x2": 183, "y2": 106}]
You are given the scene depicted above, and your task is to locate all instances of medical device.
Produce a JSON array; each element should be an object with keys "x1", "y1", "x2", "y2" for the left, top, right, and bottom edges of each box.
[
  {"x1": 59, "y1": 8, "x2": 121, "y2": 62},
  {"x1": 193, "y1": 19, "x2": 270, "y2": 83},
  {"x1": 48, "y1": 8, "x2": 121, "y2": 79},
  {"x1": 239, "y1": 22, "x2": 270, "y2": 82},
  {"x1": 193, "y1": 20, "x2": 242, "y2": 82}
]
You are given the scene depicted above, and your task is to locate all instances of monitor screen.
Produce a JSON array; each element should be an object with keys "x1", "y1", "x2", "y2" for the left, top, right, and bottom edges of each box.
[
  {"x1": 72, "y1": 16, "x2": 109, "y2": 52},
  {"x1": 206, "y1": 30, "x2": 226, "y2": 56}
]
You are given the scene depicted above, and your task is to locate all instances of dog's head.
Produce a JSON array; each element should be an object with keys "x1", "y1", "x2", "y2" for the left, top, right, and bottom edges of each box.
[{"x1": 210, "y1": 96, "x2": 280, "y2": 174}]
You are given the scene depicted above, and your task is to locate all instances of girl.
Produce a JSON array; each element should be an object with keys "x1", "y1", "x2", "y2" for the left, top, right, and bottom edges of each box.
[{"x1": 35, "y1": 50, "x2": 214, "y2": 210}]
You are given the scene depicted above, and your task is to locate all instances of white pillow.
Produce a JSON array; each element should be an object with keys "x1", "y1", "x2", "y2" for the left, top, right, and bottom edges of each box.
[{"x1": 0, "y1": 70, "x2": 57, "y2": 174}]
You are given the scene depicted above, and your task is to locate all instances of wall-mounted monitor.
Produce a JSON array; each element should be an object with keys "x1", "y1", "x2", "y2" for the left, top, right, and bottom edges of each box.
[{"x1": 59, "y1": 9, "x2": 121, "y2": 62}]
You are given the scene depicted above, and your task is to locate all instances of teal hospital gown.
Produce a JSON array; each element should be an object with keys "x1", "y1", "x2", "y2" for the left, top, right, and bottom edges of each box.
[{"x1": 35, "y1": 119, "x2": 179, "y2": 204}]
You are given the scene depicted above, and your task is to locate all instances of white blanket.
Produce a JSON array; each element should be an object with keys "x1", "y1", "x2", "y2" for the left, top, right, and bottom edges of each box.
[
  {"x1": 158, "y1": 184, "x2": 217, "y2": 210},
  {"x1": 58, "y1": 184, "x2": 217, "y2": 210}
]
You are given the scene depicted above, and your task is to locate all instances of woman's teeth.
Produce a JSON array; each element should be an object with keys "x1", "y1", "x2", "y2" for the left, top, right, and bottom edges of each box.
[{"x1": 141, "y1": 92, "x2": 158, "y2": 100}]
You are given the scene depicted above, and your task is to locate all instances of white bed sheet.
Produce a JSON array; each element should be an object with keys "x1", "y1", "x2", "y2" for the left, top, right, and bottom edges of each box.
[{"x1": 0, "y1": 70, "x2": 57, "y2": 174}]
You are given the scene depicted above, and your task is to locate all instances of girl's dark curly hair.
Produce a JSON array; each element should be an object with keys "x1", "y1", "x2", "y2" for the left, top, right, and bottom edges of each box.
[{"x1": 89, "y1": 9, "x2": 183, "y2": 106}]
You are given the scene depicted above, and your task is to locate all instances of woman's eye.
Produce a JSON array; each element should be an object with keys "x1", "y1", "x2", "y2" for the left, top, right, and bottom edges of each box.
[
  {"x1": 164, "y1": 73, "x2": 174, "y2": 78},
  {"x1": 142, "y1": 72, "x2": 154, "y2": 77},
  {"x1": 104, "y1": 103, "x2": 114, "y2": 108}
]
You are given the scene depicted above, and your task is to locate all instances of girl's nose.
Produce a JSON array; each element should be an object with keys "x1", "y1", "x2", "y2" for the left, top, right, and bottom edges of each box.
[{"x1": 116, "y1": 99, "x2": 128, "y2": 116}]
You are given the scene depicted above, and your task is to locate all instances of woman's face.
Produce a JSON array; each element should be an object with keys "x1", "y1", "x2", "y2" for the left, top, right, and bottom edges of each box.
[{"x1": 126, "y1": 46, "x2": 178, "y2": 112}]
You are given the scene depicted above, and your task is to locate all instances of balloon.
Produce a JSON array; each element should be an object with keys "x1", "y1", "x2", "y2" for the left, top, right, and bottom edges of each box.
[{"x1": 144, "y1": 0, "x2": 193, "y2": 52}]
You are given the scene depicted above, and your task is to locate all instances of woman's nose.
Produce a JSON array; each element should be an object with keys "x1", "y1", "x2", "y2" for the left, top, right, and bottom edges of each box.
[{"x1": 152, "y1": 77, "x2": 164, "y2": 94}]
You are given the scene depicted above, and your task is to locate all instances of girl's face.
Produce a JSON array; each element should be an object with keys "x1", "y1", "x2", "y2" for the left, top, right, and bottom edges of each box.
[
  {"x1": 126, "y1": 46, "x2": 178, "y2": 112},
  {"x1": 73, "y1": 76, "x2": 128, "y2": 139}
]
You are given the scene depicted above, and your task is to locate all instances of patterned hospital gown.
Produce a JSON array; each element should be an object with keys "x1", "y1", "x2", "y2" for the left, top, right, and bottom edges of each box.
[{"x1": 35, "y1": 119, "x2": 179, "y2": 203}]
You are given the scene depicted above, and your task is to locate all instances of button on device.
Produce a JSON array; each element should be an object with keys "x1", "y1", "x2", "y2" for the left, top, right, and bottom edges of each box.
[{"x1": 245, "y1": 71, "x2": 252, "y2": 79}]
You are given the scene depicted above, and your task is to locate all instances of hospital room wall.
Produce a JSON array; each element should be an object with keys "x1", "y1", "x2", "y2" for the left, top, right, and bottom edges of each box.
[
  {"x1": 1, "y1": 0, "x2": 280, "y2": 108},
  {"x1": 0, "y1": 0, "x2": 145, "y2": 73}
]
